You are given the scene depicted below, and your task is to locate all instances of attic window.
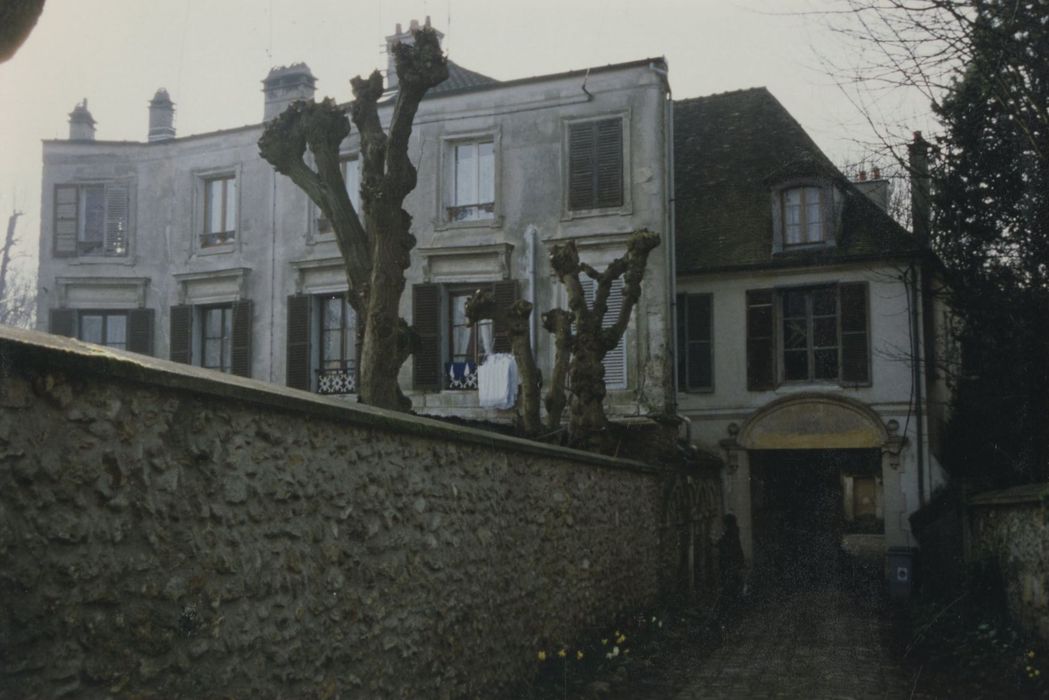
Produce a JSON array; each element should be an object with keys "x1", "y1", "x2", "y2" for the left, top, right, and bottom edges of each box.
[{"x1": 782, "y1": 187, "x2": 825, "y2": 244}]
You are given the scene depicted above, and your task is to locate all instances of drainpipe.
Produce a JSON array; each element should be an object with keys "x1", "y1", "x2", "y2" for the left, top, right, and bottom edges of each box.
[
  {"x1": 907, "y1": 263, "x2": 926, "y2": 507},
  {"x1": 524, "y1": 225, "x2": 538, "y2": 355}
]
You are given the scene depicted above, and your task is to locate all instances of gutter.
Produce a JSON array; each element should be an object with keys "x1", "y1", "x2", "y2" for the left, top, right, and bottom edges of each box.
[{"x1": 906, "y1": 263, "x2": 926, "y2": 507}]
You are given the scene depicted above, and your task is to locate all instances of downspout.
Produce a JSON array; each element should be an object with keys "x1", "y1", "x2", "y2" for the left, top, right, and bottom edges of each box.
[
  {"x1": 524, "y1": 224, "x2": 538, "y2": 354},
  {"x1": 650, "y1": 61, "x2": 684, "y2": 433},
  {"x1": 907, "y1": 262, "x2": 926, "y2": 507}
]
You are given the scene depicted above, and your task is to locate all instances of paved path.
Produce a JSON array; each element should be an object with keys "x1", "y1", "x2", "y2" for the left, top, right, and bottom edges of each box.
[{"x1": 674, "y1": 583, "x2": 914, "y2": 699}]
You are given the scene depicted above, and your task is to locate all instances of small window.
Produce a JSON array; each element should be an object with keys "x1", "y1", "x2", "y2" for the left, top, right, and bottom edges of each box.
[
  {"x1": 568, "y1": 118, "x2": 623, "y2": 211},
  {"x1": 446, "y1": 289, "x2": 492, "y2": 389},
  {"x1": 201, "y1": 305, "x2": 233, "y2": 372},
  {"x1": 79, "y1": 311, "x2": 127, "y2": 349},
  {"x1": 202, "y1": 175, "x2": 237, "y2": 247},
  {"x1": 676, "y1": 293, "x2": 713, "y2": 391},
  {"x1": 782, "y1": 186, "x2": 825, "y2": 245},
  {"x1": 317, "y1": 294, "x2": 357, "y2": 395},
  {"x1": 782, "y1": 287, "x2": 839, "y2": 381},
  {"x1": 53, "y1": 183, "x2": 130, "y2": 257},
  {"x1": 447, "y1": 140, "x2": 495, "y2": 222}
]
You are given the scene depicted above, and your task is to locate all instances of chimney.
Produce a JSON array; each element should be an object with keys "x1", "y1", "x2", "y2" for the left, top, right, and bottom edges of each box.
[
  {"x1": 384, "y1": 17, "x2": 443, "y2": 92},
  {"x1": 908, "y1": 131, "x2": 931, "y2": 245},
  {"x1": 853, "y1": 167, "x2": 892, "y2": 212},
  {"x1": 68, "y1": 99, "x2": 96, "y2": 141},
  {"x1": 148, "y1": 88, "x2": 176, "y2": 142},
  {"x1": 262, "y1": 63, "x2": 317, "y2": 122}
]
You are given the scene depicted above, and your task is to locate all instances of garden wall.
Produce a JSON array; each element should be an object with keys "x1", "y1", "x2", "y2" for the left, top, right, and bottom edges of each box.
[
  {"x1": 968, "y1": 484, "x2": 1049, "y2": 643},
  {"x1": 0, "y1": 327, "x2": 678, "y2": 698}
]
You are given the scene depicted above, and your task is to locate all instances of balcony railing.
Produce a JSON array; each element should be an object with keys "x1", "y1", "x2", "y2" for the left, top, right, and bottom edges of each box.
[
  {"x1": 316, "y1": 364, "x2": 357, "y2": 395},
  {"x1": 446, "y1": 202, "x2": 495, "y2": 223},
  {"x1": 445, "y1": 360, "x2": 478, "y2": 390}
]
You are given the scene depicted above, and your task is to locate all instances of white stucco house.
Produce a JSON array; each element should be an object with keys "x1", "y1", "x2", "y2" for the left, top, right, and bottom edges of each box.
[
  {"x1": 36, "y1": 20, "x2": 675, "y2": 425},
  {"x1": 672, "y1": 88, "x2": 952, "y2": 569}
]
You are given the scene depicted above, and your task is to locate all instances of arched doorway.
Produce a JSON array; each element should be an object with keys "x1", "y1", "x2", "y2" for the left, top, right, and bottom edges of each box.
[{"x1": 720, "y1": 394, "x2": 901, "y2": 588}]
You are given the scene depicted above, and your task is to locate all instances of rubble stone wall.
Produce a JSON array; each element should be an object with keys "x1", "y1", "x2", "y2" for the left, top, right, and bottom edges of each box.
[
  {"x1": 968, "y1": 485, "x2": 1049, "y2": 643},
  {"x1": 0, "y1": 328, "x2": 674, "y2": 698}
]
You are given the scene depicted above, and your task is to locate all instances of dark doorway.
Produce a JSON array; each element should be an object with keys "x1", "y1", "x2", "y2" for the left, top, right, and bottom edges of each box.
[{"x1": 749, "y1": 449, "x2": 880, "y2": 590}]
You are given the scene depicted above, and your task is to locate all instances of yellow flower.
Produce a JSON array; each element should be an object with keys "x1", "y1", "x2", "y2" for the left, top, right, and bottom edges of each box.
[
  {"x1": 558, "y1": 648, "x2": 567, "y2": 659},
  {"x1": 616, "y1": 634, "x2": 627, "y2": 644},
  {"x1": 537, "y1": 650, "x2": 547, "y2": 661},
  {"x1": 576, "y1": 650, "x2": 584, "y2": 661},
  {"x1": 601, "y1": 638, "x2": 608, "y2": 646},
  {"x1": 1029, "y1": 650, "x2": 1037, "y2": 658}
]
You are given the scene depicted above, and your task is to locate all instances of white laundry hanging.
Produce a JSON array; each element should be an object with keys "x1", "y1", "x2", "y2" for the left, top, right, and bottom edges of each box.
[{"x1": 478, "y1": 353, "x2": 518, "y2": 409}]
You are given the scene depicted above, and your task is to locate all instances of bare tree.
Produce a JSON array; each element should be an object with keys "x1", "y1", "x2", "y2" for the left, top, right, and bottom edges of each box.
[
  {"x1": 466, "y1": 229, "x2": 660, "y2": 444},
  {"x1": 0, "y1": 211, "x2": 34, "y2": 328},
  {"x1": 258, "y1": 27, "x2": 447, "y2": 411}
]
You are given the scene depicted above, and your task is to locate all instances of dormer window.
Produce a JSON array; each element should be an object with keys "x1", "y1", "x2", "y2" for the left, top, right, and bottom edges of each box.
[
  {"x1": 770, "y1": 178, "x2": 839, "y2": 253},
  {"x1": 783, "y1": 186, "x2": 825, "y2": 245}
]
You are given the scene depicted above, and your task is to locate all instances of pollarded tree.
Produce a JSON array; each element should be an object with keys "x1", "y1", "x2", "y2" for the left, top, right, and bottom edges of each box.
[
  {"x1": 466, "y1": 229, "x2": 660, "y2": 444},
  {"x1": 258, "y1": 27, "x2": 447, "y2": 411}
]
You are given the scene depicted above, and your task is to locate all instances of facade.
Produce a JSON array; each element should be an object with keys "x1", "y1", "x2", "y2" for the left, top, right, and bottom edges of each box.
[
  {"x1": 672, "y1": 88, "x2": 952, "y2": 566},
  {"x1": 37, "y1": 22, "x2": 675, "y2": 423}
]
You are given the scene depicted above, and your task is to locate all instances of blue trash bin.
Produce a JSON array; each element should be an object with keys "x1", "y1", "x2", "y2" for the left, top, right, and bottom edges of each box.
[{"x1": 887, "y1": 546, "x2": 917, "y2": 600}]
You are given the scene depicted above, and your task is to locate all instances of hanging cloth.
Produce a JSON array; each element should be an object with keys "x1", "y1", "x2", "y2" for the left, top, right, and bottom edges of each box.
[{"x1": 478, "y1": 353, "x2": 518, "y2": 409}]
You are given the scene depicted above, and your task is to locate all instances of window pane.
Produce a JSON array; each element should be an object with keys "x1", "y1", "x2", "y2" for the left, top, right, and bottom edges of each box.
[
  {"x1": 814, "y1": 349, "x2": 839, "y2": 379},
  {"x1": 812, "y1": 288, "x2": 837, "y2": 315},
  {"x1": 322, "y1": 327, "x2": 341, "y2": 366},
  {"x1": 455, "y1": 144, "x2": 476, "y2": 206},
  {"x1": 688, "y1": 340, "x2": 712, "y2": 389},
  {"x1": 813, "y1": 317, "x2": 837, "y2": 347},
  {"x1": 784, "y1": 349, "x2": 808, "y2": 380},
  {"x1": 783, "y1": 290, "x2": 807, "y2": 317},
  {"x1": 224, "y1": 179, "x2": 237, "y2": 233},
  {"x1": 478, "y1": 141, "x2": 494, "y2": 204},
  {"x1": 783, "y1": 319, "x2": 808, "y2": 349},
  {"x1": 686, "y1": 295, "x2": 711, "y2": 342},
  {"x1": 107, "y1": 314, "x2": 127, "y2": 348},
  {"x1": 80, "y1": 314, "x2": 103, "y2": 344},
  {"x1": 81, "y1": 186, "x2": 105, "y2": 243},
  {"x1": 450, "y1": 294, "x2": 471, "y2": 359},
  {"x1": 205, "y1": 308, "x2": 223, "y2": 338},
  {"x1": 204, "y1": 338, "x2": 221, "y2": 368},
  {"x1": 323, "y1": 297, "x2": 342, "y2": 331},
  {"x1": 343, "y1": 301, "x2": 356, "y2": 363}
]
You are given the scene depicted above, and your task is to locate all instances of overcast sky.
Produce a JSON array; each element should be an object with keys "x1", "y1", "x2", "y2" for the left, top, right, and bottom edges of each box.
[{"x1": 0, "y1": 0, "x2": 933, "y2": 276}]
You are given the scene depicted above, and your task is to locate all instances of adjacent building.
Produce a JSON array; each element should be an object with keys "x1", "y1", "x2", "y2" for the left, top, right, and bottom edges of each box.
[{"x1": 37, "y1": 20, "x2": 675, "y2": 424}]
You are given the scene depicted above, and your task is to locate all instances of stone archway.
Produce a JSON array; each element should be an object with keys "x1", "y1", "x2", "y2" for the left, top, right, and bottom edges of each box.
[{"x1": 719, "y1": 393, "x2": 905, "y2": 564}]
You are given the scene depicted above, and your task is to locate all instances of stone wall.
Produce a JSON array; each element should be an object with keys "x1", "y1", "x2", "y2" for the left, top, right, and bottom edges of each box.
[
  {"x1": 0, "y1": 327, "x2": 678, "y2": 698},
  {"x1": 968, "y1": 484, "x2": 1049, "y2": 643}
]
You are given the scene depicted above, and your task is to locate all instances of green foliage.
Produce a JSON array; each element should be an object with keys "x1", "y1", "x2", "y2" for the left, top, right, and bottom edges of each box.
[{"x1": 931, "y1": 1, "x2": 1049, "y2": 484}]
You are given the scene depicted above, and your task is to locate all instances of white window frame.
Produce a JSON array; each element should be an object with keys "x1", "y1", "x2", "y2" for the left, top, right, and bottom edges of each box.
[
  {"x1": 770, "y1": 178, "x2": 839, "y2": 253},
  {"x1": 192, "y1": 166, "x2": 241, "y2": 255},
  {"x1": 436, "y1": 129, "x2": 502, "y2": 231}
]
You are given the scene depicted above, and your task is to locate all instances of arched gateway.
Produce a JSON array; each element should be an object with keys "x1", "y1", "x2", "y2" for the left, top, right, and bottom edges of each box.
[{"x1": 719, "y1": 393, "x2": 906, "y2": 579}]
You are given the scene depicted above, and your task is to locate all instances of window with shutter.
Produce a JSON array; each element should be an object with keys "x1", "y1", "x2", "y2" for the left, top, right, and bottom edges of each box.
[
  {"x1": 840, "y1": 283, "x2": 870, "y2": 384},
  {"x1": 52, "y1": 183, "x2": 130, "y2": 258},
  {"x1": 413, "y1": 283, "x2": 442, "y2": 391},
  {"x1": 316, "y1": 294, "x2": 357, "y2": 395},
  {"x1": 169, "y1": 305, "x2": 193, "y2": 364},
  {"x1": 677, "y1": 293, "x2": 713, "y2": 391},
  {"x1": 78, "y1": 310, "x2": 128, "y2": 349},
  {"x1": 286, "y1": 294, "x2": 311, "y2": 390},
  {"x1": 491, "y1": 280, "x2": 517, "y2": 353},
  {"x1": 127, "y1": 308, "x2": 154, "y2": 355},
  {"x1": 582, "y1": 278, "x2": 628, "y2": 390},
  {"x1": 567, "y1": 118, "x2": 623, "y2": 212},
  {"x1": 49, "y1": 308, "x2": 76, "y2": 337},
  {"x1": 746, "y1": 289, "x2": 775, "y2": 390},
  {"x1": 231, "y1": 300, "x2": 253, "y2": 377},
  {"x1": 202, "y1": 175, "x2": 237, "y2": 247}
]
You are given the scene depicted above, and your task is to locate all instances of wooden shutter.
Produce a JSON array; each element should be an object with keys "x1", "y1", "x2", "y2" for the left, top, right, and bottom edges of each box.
[
  {"x1": 595, "y1": 118, "x2": 623, "y2": 209},
  {"x1": 568, "y1": 122, "x2": 596, "y2": 210},
  {"x1": 413, "y1": 284, "x2": 441, "y2": 391},
  {"x1": 286, "y1": 294, "x2": 311, "y2": 390},
  {"x1": 583, "y1": 279, "x2": 627, "y2": 390},
  {"x1": 840, "y1": 283, "x2": 870, "y2": 384},
  {"x1": 491, "y1": 280, "x2": 518, "y2": 353},
  {"x1": 49, "y1": 308, "x2": 76, "y2": 337},
  {"x1": 53, "y1": 185, "x2": 78, "y2": 257},
  {"x1": 231, "y1": 300, "x2": 253, "y2": 377},
  {"x1": 678, "y1": 294, "x2": 713, "y2": 391},
  {"x1": 169, "y1": 305, "x2": 193, "y2": 364},
  {"x1": 746, "y1": 289, "x2": 775, "y2": 390},
  {"x1": 127, "y1": 308, "x2": 154, "y2": 355},
  {"x1": 104, "y1": 183, "x2": 130, "y2": 256}
]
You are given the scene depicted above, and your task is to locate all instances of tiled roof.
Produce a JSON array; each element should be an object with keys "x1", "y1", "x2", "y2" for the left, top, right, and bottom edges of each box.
[
  {"x1": 429, "y1": 59, "x2": 500, "y2": 94},
  {"x1": 673, "y1": 87, "x2": 921, "y2": 274}
]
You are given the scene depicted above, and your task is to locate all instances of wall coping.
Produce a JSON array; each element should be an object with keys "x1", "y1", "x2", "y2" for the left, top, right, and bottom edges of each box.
[
  {"x1": 0, "y1": 326, "x2": 661, "y2": 475},
  {"x1": 968, "y1": 482, "x2": 1049, "y2": 508}
]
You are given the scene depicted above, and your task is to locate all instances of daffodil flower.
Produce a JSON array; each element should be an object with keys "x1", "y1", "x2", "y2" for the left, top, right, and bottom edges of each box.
[
  {"x1": 558, "y1": 648, "x2": 567, "y2": 658},
  {"x1": 576, "y1": 650, "x2": 584, "y2": 661},
  {"x1": 616, "y1": 634, "x2": 627, "y2": 644},
  {"x1": 601, "y1": 638, "x2": 608, "y2": 645},
  {"x1": 537, "y1": 650, "x2": 547, "y2": 661}
]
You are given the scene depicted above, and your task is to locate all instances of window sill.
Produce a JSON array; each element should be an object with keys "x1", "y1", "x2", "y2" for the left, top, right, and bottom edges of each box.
[
  {"x1": 195, "y1": 242, "x2": 237, "y2": 256},
  {"x1": 61, "y1": 255, "x2": 135, "y2": 266},
  {"x1": 432, "y1": 215, "x2": 503, "y2": 233},
  {"x1": 561, "y1": 204, "x2": 631, "y2": 222}
]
